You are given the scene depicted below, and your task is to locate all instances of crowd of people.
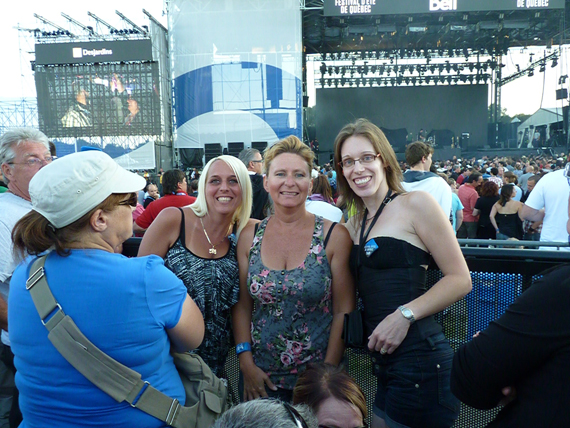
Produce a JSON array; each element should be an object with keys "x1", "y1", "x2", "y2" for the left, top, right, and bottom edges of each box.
[{"x1": 0, "y1": 125, "x2": 569, "y2": 428}]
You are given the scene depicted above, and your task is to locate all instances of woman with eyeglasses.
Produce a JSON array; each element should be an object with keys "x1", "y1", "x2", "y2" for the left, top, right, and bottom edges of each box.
[
  {"x1": 138, "y1": 155, "x2": 254, "y2": 379},
  {"x1": 232, "y1": 136, "x2": 355, "y2": 403},
  {"x1": 333, "y1": 119, "x2": 472, "y2": 428},
  {"x1": 8, "y1": 151, "x2": 204, "y2": 427}
]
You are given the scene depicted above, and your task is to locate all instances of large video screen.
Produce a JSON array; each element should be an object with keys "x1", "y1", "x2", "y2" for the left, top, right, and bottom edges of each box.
[
  {"x1": 35, "y1": 62, "x2": 161, "y2": 137},
  {"x1": 324, "y1": 0, "x2": 565, "y2": 17}
]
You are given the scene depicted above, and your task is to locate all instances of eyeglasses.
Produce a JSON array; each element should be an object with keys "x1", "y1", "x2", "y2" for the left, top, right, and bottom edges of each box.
[
  {"x1": 118, "y1": 193, "x2": 138, "y2": 208},
  {"x1": 7, "y1": 156, "x2": 53, "y2": 167},
  {"x1": 282, "y1": 402, "x2": 309, "y2": 428},
  {"x1": 319, "y1": 424, "x2": 367, "y2": 428},
  {"x1": 259, "y1": 398, "x2": 308, "y2": 428},
  {"x1": 338, "y1": 153, "x2": 381, "y2": 169},
  {"x1": 251, "y1": 159, "x2": 263, "y2": 163}
]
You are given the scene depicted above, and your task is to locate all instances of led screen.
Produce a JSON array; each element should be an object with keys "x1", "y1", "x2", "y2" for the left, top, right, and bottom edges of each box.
[{"x1": 35, "y1": 62, "x2": 161, "y2": 137}]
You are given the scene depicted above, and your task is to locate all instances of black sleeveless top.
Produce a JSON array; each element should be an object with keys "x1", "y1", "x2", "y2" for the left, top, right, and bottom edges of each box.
[{"x1": 349, "y1": 237, "x2": 442, "y2": 347}]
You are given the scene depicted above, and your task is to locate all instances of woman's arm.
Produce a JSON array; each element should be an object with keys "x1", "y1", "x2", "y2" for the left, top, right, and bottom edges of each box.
[
  {"x1": 456, "y1": 209, "x2": 464, "y2": 232},
  {"x1": 489, "y1": 203, "x2": 499, "y2": 231},
  {"x1": 137, "y1": 207, "x2": 182, "y2": 258},
  {"x1": 368, "y1": 192, "x2": 472, "y2": 354},
  {"x1": 323, "y1": 222, "x2": 356, "y2": 365},
  {"x1": 472, "y1": 208, "x2": 481, "y2": 217},
  {"x1": 167, "y1": 295, "x2": 205, "y2": 352},
  {"x1": 231, "y1": 221, "x2": 276, "y2": 400}
]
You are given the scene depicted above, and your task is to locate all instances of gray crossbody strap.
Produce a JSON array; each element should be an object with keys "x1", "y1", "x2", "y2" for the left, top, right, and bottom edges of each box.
[{"x1": 26, "y1": 255, "x2": 195, "y2": 428}]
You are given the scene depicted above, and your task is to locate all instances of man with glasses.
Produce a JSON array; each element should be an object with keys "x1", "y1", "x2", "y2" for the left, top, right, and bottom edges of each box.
[
  {"x1": 239, "y1": 148, "x2": 270, "y2": 220},
  {"x1": 0, "y1": 128, "x2": 52, "y2": 427},
  {"x1": 520, "y1": 163, "x2": 570, "y2": 250}
]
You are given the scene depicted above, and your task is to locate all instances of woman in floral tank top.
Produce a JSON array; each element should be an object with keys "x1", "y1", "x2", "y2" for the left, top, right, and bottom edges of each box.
[{"x1": 232, "y1": 136, "x2": 355, "y2": 402}]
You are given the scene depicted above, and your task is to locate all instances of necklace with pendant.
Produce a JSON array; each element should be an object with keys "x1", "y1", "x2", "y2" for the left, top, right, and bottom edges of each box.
[{"x1": 200, "y1": 216, "x2": 228, "y2": 255}]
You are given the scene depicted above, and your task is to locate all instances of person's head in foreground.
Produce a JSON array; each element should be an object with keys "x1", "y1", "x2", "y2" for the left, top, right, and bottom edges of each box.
[
  {"x1": 13, "y1": 150, "x2": 146, "y2": 258},
  {"x1": 293, "y1": 363, "x2": 367, "y2": 428},
  {"x1": 211, "y1": 399, "x2": 318, "y2": 428}
]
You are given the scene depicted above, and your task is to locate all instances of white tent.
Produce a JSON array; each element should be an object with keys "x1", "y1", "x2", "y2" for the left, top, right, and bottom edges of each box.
[
  {"x1": 517, "y1": 107, "x2": 563, "y2": 148},
  {"x1": 114, "y1": 141, "x2": 156, "y2": 170}
]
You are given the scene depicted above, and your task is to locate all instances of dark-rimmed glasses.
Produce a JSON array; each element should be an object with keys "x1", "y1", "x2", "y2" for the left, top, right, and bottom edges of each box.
[
  {"x1": 118, "y1": 193, "x2": 138, "y2": 208},
  {"x1": 319, "y1": 424, "x2": 367, "y2": 428},
  {"x1": 338, "y1": 153, "x2": 381, "y2": 169}
]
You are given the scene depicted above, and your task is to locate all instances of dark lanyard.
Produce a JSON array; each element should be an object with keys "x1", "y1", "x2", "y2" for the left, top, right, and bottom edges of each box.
[{"x1": 356, "y1": 190, "x2": 397, "y2": 282}]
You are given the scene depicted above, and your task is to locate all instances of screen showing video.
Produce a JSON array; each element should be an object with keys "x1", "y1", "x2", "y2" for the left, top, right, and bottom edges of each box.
[{"x1": 35, "y1": 61, "x2": 162, "y2": 138}]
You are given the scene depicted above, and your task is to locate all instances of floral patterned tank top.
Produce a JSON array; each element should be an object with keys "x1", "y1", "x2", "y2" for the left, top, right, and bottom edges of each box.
[{"x1": 248, "y1": 215, "x2": 333, "y2": 390}]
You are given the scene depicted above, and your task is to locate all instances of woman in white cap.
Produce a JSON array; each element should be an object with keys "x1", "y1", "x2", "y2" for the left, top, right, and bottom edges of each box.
[{"x1": 9, "y1": 151, "x2": 204, "y2": 427}]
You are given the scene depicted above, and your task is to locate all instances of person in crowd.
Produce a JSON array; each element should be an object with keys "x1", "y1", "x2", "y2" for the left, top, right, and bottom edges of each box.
[
  {"x1": 521, "y1": 164, "x2": 570, "y2": 249},
  {"x1": 327, "y1": 170, "x2": 337, "y2": 196},
  {"x1": 308, "y1": 174, "x2": 334, "y2": 204},
  {"x1": 488, "y1": 167, "x2": 503, "y2": 189},
  {"x1": 473, "y1": 181, "x2": 500, "y2": 240},
  {"x1": 520, "y1": 174, "x2": 538, "y2": 204},
  {"x1": 143, "y1": 183, "x2": 160, "y2": 209},
  {"x1": 490, "y1": 185, "x2": 524, "y2": 241},
  {"x1": 521, "y1": 175, "x2": 542, "y2": 243},
  {"x1": 457, "y1": 172, "x2": 483, "y2": 239},
  {"x1": 502, "y1": 172, "x2": 522, "y2": 201},
  {"x1": 239, "y1": 148, "x2": 270, "y2": 220},
  {"x1": 189, "y1": 179, "x2": 199, "y2": 198},
  {"x1": 61, "y1": 86, "x2": 92, "y2": 128},
  {"x1": 232, "y1": 136, "x2": 355, "y2": 402},
  {"x1": 518, "y1": 165, "x2": 534, "y2": 192},
  {"x1": 456, "y1": 167, "x2": 471, "y2": 186},
  {"x1": 0, "y1": 128, "x2": 52, "y2": 427},
  {"x1": 138, "y1": 155, "x2": 253, "y2": 379},
  {"x1": 306, "y1": 175, "x2": 344, "y2": 223},
  {"x1": 211, "y1": 399, "x2": 317, "y2": 428},
  {"x1": 402, "y1": 141, "x2": 452, "y2": 218},
  {"x1": 9, "y1": 150, "x2": 204, "y2": 427},
  {"x1": 450, "y1": 190, "x2": 570, "y2": 427},
  {"x1": 447, "y1": 178, "x2": 463, "y2": 235},
  {"x1": 333, "y1": 119, "x2": 471, "y2": 428},
  {"x1": 292, "y1": 363, "x2": 367, "y2": 428},
  {"x1": 133, "y1": 169, "x2": 196, "y2": 234}
]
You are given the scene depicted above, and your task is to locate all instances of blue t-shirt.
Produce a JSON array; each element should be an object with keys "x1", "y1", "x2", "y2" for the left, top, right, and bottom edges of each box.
[
  {"x1": 9, "y1": 250, "x2": 187, "y2": 428},
  {"x1": 451, "y1": 192, "x2": 464, "y2": 233}
]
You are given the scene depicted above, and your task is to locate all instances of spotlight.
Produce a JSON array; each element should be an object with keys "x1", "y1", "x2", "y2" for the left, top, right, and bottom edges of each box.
[
  {"x1": 539, "y1": 63, "x2": 546, "y2": 73},
  {"x1": 552, "y1": 57, "x2": 558, "y2": 68},
  {"x1": 320, "y1": 62, "x2": 327, "y2": 75},
  {"x1": 528, "y1": 68, "x2": 534, "y2": 77}
]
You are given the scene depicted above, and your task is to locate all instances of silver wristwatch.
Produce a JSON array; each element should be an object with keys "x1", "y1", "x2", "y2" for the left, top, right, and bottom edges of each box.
[{"x1": 398, "y1": 305, "x2": 416, "y2": 324}]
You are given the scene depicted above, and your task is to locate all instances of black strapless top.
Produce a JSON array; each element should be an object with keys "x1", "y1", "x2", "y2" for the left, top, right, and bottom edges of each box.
[{"x1": 349, "y1": 237, "x2": 442, "y2": 347}]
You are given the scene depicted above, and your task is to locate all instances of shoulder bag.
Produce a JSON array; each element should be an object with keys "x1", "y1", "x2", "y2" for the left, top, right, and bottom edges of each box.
[{"x1": 25, "y1": 255, "x2": 228, "y2": 428}]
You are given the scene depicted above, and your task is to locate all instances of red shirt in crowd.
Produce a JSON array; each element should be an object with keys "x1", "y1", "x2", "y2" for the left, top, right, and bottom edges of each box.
[
  {"x1": 458, "y1": 184, "x2": 479, "y2": 223},
  {"x1": 135, "y1": 192, "x2": 196, "y2": 229}
]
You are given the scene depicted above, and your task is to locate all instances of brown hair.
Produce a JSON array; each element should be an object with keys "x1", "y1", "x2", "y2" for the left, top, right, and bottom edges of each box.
[
  {"x1": 405, "y1": 141, "x2": 434, "y2": 167},
  {"x1": 292, "y1": 363, "x2": 367, "y2": 420},
  {"x1": 498, "y1": 184, "x2": 515, "y2": 207},
  {"x1": 333, "y1": 118, "x2": 405, "y2": 220},
  {"x1": 263, "y1": 135, "x2": 314, "y2": 175},
  {"x1": 480, "y1": 181, "x2": 499, "y2": 197},
  {"x1": 12, "y1": 193, "x2": 131, "y2": 259},
  {"x1": 311, "y1": 174, "x2": 334, "y2": 202}
]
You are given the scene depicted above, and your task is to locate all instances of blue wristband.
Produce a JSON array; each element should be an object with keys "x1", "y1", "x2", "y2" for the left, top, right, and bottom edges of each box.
[{"x1": 236, "y1": 342, "x2": 251, "y2": 355}]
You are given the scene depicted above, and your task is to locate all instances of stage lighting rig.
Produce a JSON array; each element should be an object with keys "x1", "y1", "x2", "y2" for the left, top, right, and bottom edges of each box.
[
  {"x1": 116, "y1": 10, "x2": 148, "y2": 36},
  {"x1": 34, "y1": 14, "x2": 75, "y2": 38}
]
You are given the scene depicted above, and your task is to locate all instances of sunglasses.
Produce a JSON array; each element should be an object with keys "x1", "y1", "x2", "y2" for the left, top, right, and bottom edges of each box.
[
  {"x1": 259, "y1": 398, "x2": 308, "y2": 428},
  {"x1": 118, "y1": 193, "x2": 138, "y2": 208}
]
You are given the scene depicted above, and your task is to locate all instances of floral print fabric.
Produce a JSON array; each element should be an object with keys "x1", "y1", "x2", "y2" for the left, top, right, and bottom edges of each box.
[{"x1": 248, "y1": 215, "x2": 333, "y2": 390}]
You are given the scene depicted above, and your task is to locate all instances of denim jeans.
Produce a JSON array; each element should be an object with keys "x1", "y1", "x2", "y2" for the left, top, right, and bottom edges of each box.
[{"x1": 371, "y1": 332, "x2": 460, "y2": 428}]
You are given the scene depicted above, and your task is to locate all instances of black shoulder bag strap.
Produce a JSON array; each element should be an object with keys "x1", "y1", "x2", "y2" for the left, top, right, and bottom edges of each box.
[
  {"x1": 25, "y1": 255, "x2": 197, "y2": 428},
  {"x1": 355, "y1": 190, "x2": 398, "y2": 282}
]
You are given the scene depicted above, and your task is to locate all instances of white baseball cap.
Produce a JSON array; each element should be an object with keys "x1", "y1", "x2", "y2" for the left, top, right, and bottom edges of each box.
[{"x1": 29, "y1": 150, "x2": 146, "y2": 228}]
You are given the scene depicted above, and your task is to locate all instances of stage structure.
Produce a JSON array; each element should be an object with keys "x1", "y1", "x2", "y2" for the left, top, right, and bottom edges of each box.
[
  {"x1": 168, "y1": 0, "x2": 303, "y2": 167},
  {"x1": 31, "y1": 10, "x2": 172, "y2": 170},
  {"x1": 302, "y1": 0, "x2": 567, "y2": 156}
]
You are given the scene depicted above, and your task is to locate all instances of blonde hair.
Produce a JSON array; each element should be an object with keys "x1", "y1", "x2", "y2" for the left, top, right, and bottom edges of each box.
[
  {"x1": 333, "y1": 118, "x2": 405, "y2": 220},
  {"x1": 263, "y1": 135, "x2": 314, "y2": 175},
  {"x1": 190, "y1": 155, "x2": 252, "y2": 237}
]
